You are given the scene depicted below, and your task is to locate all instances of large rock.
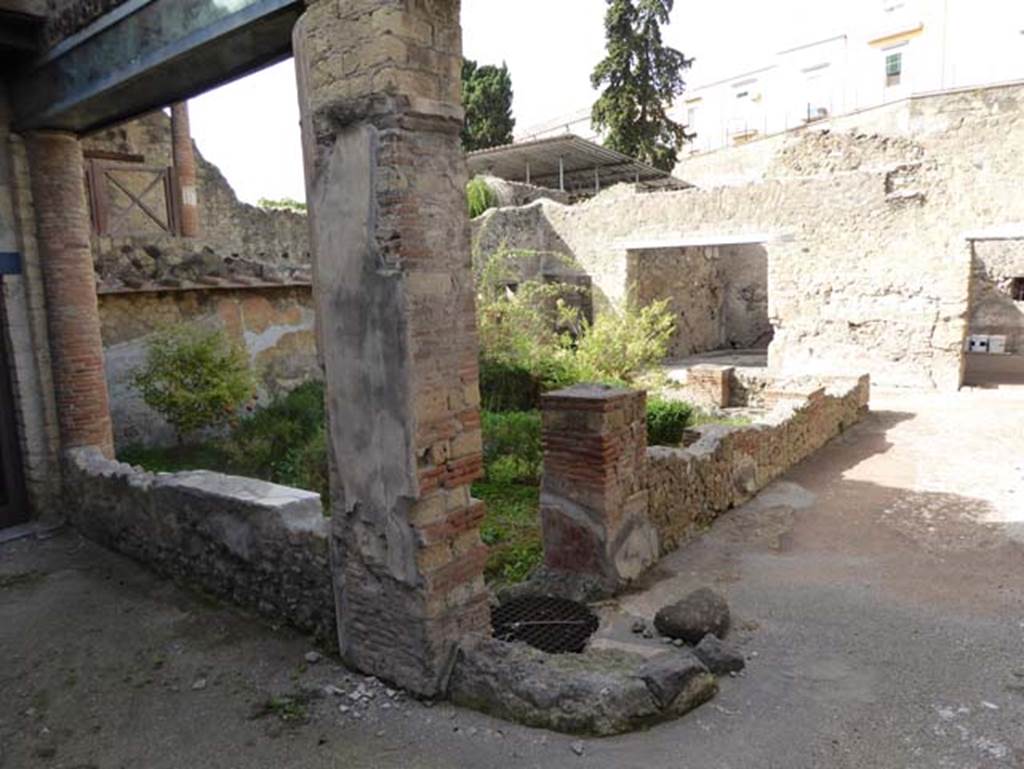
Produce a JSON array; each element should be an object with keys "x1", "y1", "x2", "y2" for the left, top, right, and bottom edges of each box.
[
  {"x1": 693, "y1": 633, "x2": 745, "y2": 675},
  {"x1": 654, "y1": 587, "x2": 731, "y2": 643},
  {"x1": 637, "y1": 650, "x2": 717, "y2": 711}
]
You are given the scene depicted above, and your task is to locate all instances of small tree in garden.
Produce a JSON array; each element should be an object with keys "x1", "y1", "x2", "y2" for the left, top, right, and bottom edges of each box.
[
  {"x1": 132, "y1": 325, "x2": 256, "y2": 443},
  {"x1": 571, "y1": 299, "x2": 676, "y2": 383}
]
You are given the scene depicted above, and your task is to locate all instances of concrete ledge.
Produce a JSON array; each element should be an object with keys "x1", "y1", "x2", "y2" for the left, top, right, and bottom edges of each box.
[{"x1": 65, "y1": 447, "x2": 335, "y2": 642}]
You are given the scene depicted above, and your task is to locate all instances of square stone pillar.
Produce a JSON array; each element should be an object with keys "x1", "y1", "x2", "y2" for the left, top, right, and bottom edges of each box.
[
  {"x1": 293, "y1": 0, "x2": 488, "y2": 696},
  {"x1": 540, "y1": 385, "x2": 659, "y2": 593},
  {"x1": 687, "y1": 364, "x2": 733, "y2": 408}
]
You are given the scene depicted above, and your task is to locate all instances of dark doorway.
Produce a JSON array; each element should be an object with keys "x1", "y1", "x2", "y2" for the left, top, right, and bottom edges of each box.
[{"x1": 0, "y1": 299, "x2": 28, "y2": 529}]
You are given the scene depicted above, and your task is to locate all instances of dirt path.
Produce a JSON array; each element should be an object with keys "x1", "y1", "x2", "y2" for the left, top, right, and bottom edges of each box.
[{"x1": 2, "y1": 386, "x2": 1023, "y2": 768}]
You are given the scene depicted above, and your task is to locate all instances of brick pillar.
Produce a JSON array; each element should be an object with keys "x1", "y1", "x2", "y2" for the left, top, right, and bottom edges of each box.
[
  {"x1": 293, "y1": 0, "x2": 488, "y2": 696},
  {"x1": 687, "y1": 364, "x2": 733, "y2": 408},
  {"x1": 540, "y1": 385, "x2": 658, "y2": 593},
  {"x1": 24, "y1": 131, "x2": 114, "y2": 459},
  {"x1": 170, "y1": 101, "x2": 199, "y2": 237}
]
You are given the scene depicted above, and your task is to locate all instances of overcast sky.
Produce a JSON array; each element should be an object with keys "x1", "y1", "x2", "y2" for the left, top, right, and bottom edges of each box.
[{"x1": 188, "y1": 0, "x2": 846, "y2": 204}]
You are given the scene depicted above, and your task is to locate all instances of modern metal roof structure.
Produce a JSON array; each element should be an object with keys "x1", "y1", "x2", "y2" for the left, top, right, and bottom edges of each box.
[{"x1": 467, "y1": 134, "x2": 687, "y2": 197}]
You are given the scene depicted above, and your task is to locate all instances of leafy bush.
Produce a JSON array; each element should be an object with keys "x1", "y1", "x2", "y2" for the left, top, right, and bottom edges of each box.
[
  {"x1": 571, "y1": 299, "x2": 677, "y2": 384},
  {"x1": 132, "y1": 325, "x2": 256, "y2": 442},
  {"x1": 481, "y1": 410, "x2": 542, "y2": 484},
  {"x1": 467, "y1": 177, "x2": 499, "y2": 218},
  {"x1": 479, "y1": 360, "x2": 542, "y2": 411},
  {"x1": 646, "y1": 397, "x2": 694, "y2": 446},
  {"x1": 474, "y1": 480, "x2": 543, "y2": 584}
]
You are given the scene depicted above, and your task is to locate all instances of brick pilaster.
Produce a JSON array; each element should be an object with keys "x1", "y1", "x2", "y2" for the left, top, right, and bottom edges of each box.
[
  {"x1": 294, "y1": 0, "x2": 487, "y2": 696},
  {"x1": 170, "y1": 101, "x2": 199, "y2": 237},
  {"x1": 540, "y1": 385, "x2": 658, "y2": 591},
  {"x1": 24, "y1": 130, "x2": 114, "y2": 459}
]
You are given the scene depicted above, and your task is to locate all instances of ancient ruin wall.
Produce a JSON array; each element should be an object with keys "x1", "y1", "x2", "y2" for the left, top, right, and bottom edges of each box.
[
  {"x1": 970, "y1": 239, "x2": 1024, "y2": 354},
  {"x1": 65, "y1": 447, "x2": 335, "y2": 641},
  {"x1": 475, "y1": 85, "x2": 1024, "y2": 389},
  {"x1": 98, "y1": 285, "x2": 317, "y2": 448},
  {"x1": 646, "y1": 375, "x2": 870, "y2": 554}
]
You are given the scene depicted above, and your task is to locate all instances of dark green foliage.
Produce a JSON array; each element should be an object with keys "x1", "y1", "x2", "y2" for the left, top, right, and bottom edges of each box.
[
  {"x1": 645, "y1": 396, "x2": 694, "y2": 445},
  {"x1": 479, "y1": 359, "x2": 542, "y2": 411},
  {"x1": 481, "y1": 410, "x2": 542, "y2": 484},
  {"x1": 121, "y1": 381, "x2": 330, "y2": 504},
  {"x1": 462, "y1": 59, "x2": 515, "y2": 151},
  {"x1": 132, "y1": 325, "x2": 256, "y2": 442},
  {"x1": 591, "y1": 0, "x2": 694, "y2": 170},
  {"x1": 474, "y1": 481, "x2": 542, "y2": 584},
  {"x1": 467, "y1": 176, "x2": 499, "y2": 218}
]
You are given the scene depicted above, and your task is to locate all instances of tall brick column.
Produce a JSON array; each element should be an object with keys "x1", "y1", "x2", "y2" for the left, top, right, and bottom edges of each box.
[
  {"x1": 540, "y1": 385, "x2": 659, "y2": 593},
  {"x1": 24, "y1": 131, "x2": 114, "y2": 459},
  {"x1": 293, "y1": 0, "x2": 488, "y2": 695},
  {"x1": 170, "y1": 101, "x2": 199, "y2": 237}
]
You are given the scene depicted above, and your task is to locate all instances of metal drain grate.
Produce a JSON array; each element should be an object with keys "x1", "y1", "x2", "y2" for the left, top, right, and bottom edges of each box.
[{"x1": 491, "y1": 596, "x2": 599, "y2": 654}]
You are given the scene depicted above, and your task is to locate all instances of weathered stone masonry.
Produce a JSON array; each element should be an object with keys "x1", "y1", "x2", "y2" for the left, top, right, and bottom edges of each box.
[{"x1": 294, "y1": 0, "x2": 488, "y2": 696}]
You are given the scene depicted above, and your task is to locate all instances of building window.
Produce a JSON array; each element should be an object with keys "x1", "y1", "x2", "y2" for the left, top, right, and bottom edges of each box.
[
  {"x1": 885, "y1": 52, "x2": 902, "y2": 86},
  {"x1": 1011, "y1": 277, "x2": 1024, "y2": 301}
]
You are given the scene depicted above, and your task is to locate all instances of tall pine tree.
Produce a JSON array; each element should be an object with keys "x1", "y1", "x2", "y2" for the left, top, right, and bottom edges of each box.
[
  {"x1": 591, "y1": 0, "x2": 693, "y2": 170},
  {"x1": 462, "y1": 59, "x2": 515, "y2": 151}
]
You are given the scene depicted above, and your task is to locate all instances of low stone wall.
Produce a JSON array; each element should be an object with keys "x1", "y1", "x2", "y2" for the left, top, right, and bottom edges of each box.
[
  {"x1": 647, "y1": 375, "x2": 870, "y2": 553},
  {"x1": 65, "y1": 447, "x2": 335, "y2": 643}
]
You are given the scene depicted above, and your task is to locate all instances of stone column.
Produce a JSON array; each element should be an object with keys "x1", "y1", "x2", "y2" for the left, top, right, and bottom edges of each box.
[
  {"x1": 24, "y1": 131, "x2": 114, "y2": 458},
  {"x1": 170, "y1": 101, "x2": 199, "y2": 237},
  {"x1": 293, "y1": 0, "x2": 488, "y2": 696},
  {"x1": 540, "y1": 385, "x2": 658, "y2": 593}
]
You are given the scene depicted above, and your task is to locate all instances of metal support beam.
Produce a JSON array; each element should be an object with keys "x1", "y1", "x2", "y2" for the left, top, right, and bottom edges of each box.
[
  {"x1": 594, "y1": 166, "x2": 600, "y2": 194},
  {"x1": 11, "y1": 0, "x2": 301, "y2": 133},
  {"x1": 525, "y1": 161, "x2": 530, "y2": 186},
  {"x1": 559, "y1": 156, "x2": 565, "y2": 192}
]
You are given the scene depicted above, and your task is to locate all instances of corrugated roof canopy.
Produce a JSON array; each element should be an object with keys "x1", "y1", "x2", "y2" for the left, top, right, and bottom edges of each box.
[{"x1": 467, "y1": 134, "x2": 685, "y2": 196}]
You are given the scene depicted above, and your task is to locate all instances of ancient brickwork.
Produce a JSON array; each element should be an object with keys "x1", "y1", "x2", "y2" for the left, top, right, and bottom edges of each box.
[
  {"x1": 65, "y1": 447, "x2": 335, "y2": 641},
  {"x1": 294, "y1": 0, "x2": 487, "y2": 696},
  {"x1": 98, "y1": 285, "x2": 318, "y2": 448},
  {"x1": 540, "y1": 385, "x2": 659, "y2": 591},
  {"x1": 646, "y1": 374, "x2": 870, "y2": 553},
  {"x1": 24, "y1": 131, "x2": 114, "y2": 457}
]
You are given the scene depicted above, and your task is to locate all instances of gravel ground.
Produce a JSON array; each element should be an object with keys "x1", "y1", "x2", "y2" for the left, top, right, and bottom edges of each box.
[{"x1": 1, "y1": 385, "x2": 1023, "y2": 768}]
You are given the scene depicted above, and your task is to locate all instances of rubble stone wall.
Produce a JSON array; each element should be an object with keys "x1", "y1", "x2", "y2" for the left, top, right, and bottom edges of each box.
[
  {"x1": 473, "y1": 84, "x2": 1024, "y2": 390},
  {"x1": 65, "y1": 447, "x2": 335, "y2": 642},
  {"x1": 99, "y1": 284, "x2": 318, "y2": 449},
  {"x1": 84, "y1": 111, "x2": 310, "y2": 290},
  {"x1": 646, "y1": 375, "x2": 870, "y2": 553}
]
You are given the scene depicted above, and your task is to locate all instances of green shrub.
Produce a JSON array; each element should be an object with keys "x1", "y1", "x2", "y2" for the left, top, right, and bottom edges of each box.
[
  {"x1": 479, "y1": 360, "x2": 542, "y2": 411},
  {"x1": 467, "y1": 177, "x2": 499, "y2": 218},
  {"x1": 481, "y1": 410, "x2": 542, "y2": 483},
  {"x1": 645, "y1": 397, "x2": 695, "y2": 446},
  {"x1": 132, "y1": 325, "x2": 256, "y2": 442},
  {"x1": 571, "y1": 299, "x2": 677, "y2": 384}
]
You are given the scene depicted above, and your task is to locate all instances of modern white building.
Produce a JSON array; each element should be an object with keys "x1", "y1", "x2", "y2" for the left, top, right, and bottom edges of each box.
[{"x1": 519, "y1": 0, "x2": 1024, "y2": 154}]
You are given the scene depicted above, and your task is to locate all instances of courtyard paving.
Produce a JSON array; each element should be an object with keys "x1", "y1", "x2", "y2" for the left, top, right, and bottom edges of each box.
[{"x1": 1, "y1": 385, "x2": 1023, "y2": 768}]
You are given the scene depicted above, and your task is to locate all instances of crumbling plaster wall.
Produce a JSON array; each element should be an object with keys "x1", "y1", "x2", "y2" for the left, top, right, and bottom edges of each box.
[
  {"x1": 628, "y1": 245, "x2": 769, "y2": 358},
  {"x1": 99, "y1": 285, "x2": 318, "y2": 449},
  {"x1": 969, "y1": 239, "x2": 1024, "y2": 354},
  {"x1": 474, "y1": 84, "x2": 1024, "y2": 390}
]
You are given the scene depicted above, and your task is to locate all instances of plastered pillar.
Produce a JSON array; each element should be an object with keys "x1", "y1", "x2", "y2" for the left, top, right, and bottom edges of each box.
[
  {"x1": 24, "y1": 131, "x2": 114, "y2": 459},
  {"x1": 294, "y1": 0, "x2": 488, "y2": 696},
  {"x1": 170, "y1": 101, "x2": 199, "y2": 237}
]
